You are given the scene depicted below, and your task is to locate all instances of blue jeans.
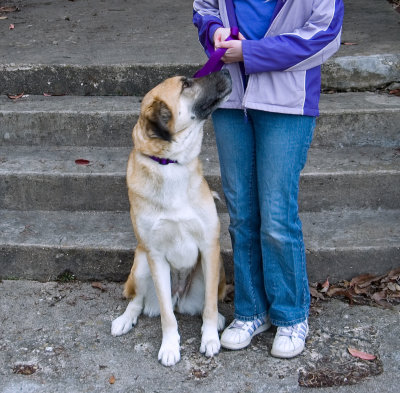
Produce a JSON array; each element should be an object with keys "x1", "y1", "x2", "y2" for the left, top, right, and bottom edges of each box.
[{"x1": 212, "y1": 109, "x2": 315, "y2": 327}]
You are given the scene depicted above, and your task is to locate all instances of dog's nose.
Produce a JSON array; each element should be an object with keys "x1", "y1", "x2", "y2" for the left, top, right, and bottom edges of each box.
[{"x1": 221, "y1": 69, "x2": 230, "y2": 77}]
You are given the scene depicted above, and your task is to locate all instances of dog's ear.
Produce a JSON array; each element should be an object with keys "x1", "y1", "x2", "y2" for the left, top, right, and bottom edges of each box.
[{"x1": 145, "y1": 100, "x2": 173, "y2": 142}]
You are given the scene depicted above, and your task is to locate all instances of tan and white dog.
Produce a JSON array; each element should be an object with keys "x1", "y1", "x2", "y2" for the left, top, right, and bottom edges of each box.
[{"x1": 111, "y1": 70, "x2": 232, "y2": 366}]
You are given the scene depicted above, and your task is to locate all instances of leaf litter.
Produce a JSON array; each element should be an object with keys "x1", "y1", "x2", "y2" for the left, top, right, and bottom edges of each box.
[
  {"x1": 310, "y1": 268, "x2": 400, "y2": 309},
  {"x1": 300, "y1": 269, "x2": 399, "y2": 387},
  {"x1": 0, "y1": 5, "x2": 18, "y2": 20}
]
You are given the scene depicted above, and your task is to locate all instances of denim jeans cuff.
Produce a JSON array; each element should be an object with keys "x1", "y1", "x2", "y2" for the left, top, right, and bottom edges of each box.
[
  {"x1": 270, "y1": 313, "x2": 308, "y2": 327},
  {"x1": 234, "y1": 311, "x2": 268, "y2": 322}
]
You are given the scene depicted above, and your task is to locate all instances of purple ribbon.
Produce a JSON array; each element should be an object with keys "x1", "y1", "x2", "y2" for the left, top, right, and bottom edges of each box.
[
  {"x1": 193, "y1": 0, "x2": 239, "y2": 78},
  {"x1": 194, "y1": 27, "x2": 239, "y2": 78}
]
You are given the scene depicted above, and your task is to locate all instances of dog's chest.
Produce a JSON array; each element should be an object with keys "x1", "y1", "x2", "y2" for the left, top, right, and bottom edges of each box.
[
  {"x1": 155, "y1": 210, "x2": 203, "y2": 270},
  {"x1": 132, "y1": 160, "x2": 215, "y2": 270}
]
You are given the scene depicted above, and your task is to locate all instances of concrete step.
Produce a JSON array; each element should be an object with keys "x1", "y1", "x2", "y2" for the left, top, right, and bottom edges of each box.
[
  {"x1": 0, "y1": 0, "x2": 399, "y2": 95},
  {"x1": 1, "y1": 92, "x2": 400, "y2": 148},
  {"x1": 0, "y1": 145, "x2": 399, "y2": 212},
  {"x1": 0, "y1": 208, "x2": 399, "y2": 283},
  {"x1": 1, "y1": 281, "x2": 399, "y2": 393}
]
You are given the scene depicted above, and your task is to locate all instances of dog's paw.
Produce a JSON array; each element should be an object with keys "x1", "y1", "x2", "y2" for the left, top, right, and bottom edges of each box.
[
  {"x1": 111, "y1": 314, "x2": 136, "y2": 337},
  {"x1": 158, "y1": 341, "x2": 181, "y2": 367},
  {"x1": 200, "y1": 336, "x2": 221, "y2": 357},
  {"x1": 217, "y1": 313, "x2": 225, "y2": 331}
]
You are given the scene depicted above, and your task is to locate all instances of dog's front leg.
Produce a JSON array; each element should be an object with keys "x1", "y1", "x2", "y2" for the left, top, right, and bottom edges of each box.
[
  {"x1": 147, "y1": 253, "x2": 180, "y2": 366},
  {"x1": 200, "y1": 242, "x2": 221, "y2": 357}
]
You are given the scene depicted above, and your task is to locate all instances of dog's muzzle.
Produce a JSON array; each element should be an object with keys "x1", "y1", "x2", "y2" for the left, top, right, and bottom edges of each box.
[{"x1": 193, "y1": 70, "x2": 232, "y2": 120}]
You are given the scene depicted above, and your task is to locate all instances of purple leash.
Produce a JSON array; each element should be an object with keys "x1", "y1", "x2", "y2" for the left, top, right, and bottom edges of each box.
[
  {"x1": 193, "y1": 26, "x2": 239, "y2": 78},
  {"x1": 194, "y1": 0, "x2": 239, "y2": 78}
]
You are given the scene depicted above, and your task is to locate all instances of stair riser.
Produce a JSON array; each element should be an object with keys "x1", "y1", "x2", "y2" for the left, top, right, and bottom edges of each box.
[
  {"x1": 0, "y1": 65, "x2": 199, "y2": 97},
  {"x1": 1, "y1": 57, "x2": 400, "y2": 96},
  {"x1": 1, "y1": 173, "x2": 399, "y2": 212},
  {"x1": 1, "y1": 244, "x2": 398, "y2": 284},
  {"x1": 0, "y1": 112, "x2": 137, "y2": 147},
  {"x1": 2, "y1": 111, "x2": 400, "y2": 148},
  {"x1": 313, "y1": 112, "x2": 400, "y2": 148}
]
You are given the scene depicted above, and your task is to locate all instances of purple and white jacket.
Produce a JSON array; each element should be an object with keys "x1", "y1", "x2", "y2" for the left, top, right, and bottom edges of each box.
[{"x1": 193, "y1": 0, "x2": 344, "y2": 116}]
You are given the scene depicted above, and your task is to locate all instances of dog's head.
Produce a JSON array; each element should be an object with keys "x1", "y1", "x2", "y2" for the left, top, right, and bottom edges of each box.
[{"x1": 133, "y1": 70, "x2": 232, "y2": 161}]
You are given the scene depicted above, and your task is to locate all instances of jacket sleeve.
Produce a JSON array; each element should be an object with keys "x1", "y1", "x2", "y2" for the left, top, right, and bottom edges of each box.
[
  {"x1": 242, "y1": 0, "x2": 344, "y2": 73},
  {"x1": 193, "y1": 0, "x2": 224, "y2": 57}
]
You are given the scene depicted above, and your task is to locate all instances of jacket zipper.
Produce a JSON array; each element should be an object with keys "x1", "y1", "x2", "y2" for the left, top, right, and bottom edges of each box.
[{"x1": 241, "y1": 0, "x2": 289, "y2": 111}]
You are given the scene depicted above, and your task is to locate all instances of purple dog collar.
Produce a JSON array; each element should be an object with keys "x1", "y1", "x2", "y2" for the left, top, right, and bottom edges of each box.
[{"x1": 148, "y1": 155, "x2": 178, "y2": 165}]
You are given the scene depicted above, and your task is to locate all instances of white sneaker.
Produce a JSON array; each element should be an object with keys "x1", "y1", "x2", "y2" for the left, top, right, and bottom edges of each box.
[
  {"x1": 220, "y1": 316, "x2": 271, "y2": 350},
  {"x1": 271, "y1": 319, "x2": 309, "y2": 358}
]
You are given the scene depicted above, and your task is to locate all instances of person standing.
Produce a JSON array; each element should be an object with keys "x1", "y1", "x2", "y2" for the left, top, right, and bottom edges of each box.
[{"x1": 193, "y1": 0, "x2": 344, "y2": 358}]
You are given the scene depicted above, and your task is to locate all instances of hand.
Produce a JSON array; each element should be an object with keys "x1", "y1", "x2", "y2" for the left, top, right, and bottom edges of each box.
[
  {"x1": 217, "y1": 40, "x2": 244, "y2": 63},
  {"x1": 213, "y1": 27, "x2": 231, "y2": 47},
  {"x1": 213, "y1": 27, "x2": 246, "y2": 48}
]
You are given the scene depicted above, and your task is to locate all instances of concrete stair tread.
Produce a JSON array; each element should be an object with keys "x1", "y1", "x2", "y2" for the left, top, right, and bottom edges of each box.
[
  {"x1": 0, "y1": 95, "x2": 142, "y2": 113},
  {"x1": 0, "y1": 145, "x2": 398, "y2": 176},
  {"x1": 1, "y1": 208, "x2": 399, "y2": 282},
  {"x1": 1, "y1": 0, "x2": 399, "y2": 93},
  {"x1": 0, "y1": 0, "x2": 398, "y2": 66},
  {"x1": 1, "y1": 92, "x2": 399, "y2": 116},
  {"x1": 2, "y1": 92, "x2": 399, "y2": 149},
  {"x1": 0, "y1": 208, "x2": 399, "y2": 250}
]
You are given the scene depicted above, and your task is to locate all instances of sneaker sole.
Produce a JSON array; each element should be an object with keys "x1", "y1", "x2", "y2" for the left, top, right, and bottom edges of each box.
[
  {"x1": 270, "y1": 326, "x2": 309, "y2": 359},
  {"x1": 220, "y1": 321, "x2": 271, "y2": 350},
  {"x1": 270, "y1": 343, "x2": 305, "y2": 359}
]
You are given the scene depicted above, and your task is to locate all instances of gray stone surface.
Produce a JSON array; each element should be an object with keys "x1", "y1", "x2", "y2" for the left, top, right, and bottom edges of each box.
[
  {"x1": 0, "y1": 280, "x2": 399, "y2": 393},
  {"x1": 1, "y1": 92, "x2": 400, "y2": 148},
  {"x1": 1, "y1": 208, "x2": 399, "y2": 283},
  {"x1": 0, "y1": 1, "x2": 399, "y2": 391},
  {"x1": 0, "y1": 0, "x2": 399, "y2": 94},
  {"x1": 0, "y1": 145, "x2": 399, "y2": 211}
]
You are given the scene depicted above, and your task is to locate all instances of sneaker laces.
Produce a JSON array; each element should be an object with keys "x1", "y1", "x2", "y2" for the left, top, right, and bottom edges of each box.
[
  {"x1": 276, "y1": 321, "x2": 307, "y2": 339},
  {"x1": 229, "y1": 320, "x2": 251, "y2": 330},
  {"x1": 277, "y1": 326, "x2": 296, "y2": 337},
  {"x1": 229, "y1": 317, "x2": 266, "y2": 333}
]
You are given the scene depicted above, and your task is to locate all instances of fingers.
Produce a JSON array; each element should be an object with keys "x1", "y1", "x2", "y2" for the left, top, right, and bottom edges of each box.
[
  {"x1": 217, "y1": 40, "x2": 244, "y2": 63},
  {"x1": 213, "y1": 27, "x2": 231, "y2": 46}
]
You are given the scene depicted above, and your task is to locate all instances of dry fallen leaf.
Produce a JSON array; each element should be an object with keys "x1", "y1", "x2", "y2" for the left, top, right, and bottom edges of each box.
[
  {"x1": 350, "y1": 273, "x2": 375, "y2": 287},
  {"x1": 43, "y1": 92, "x2": 66, "y2": 97},
  {"x1": 109, "y1": 375, "x2": 116, "y2": 384},
  {"x1": 348, "y1": 347, "x2": 376, "y2": 360},
  {"x1": 13, "y1": 364, "x2": 39, "y2": 375},
  {"x1": 310, "y1": 286, "x2": 325, "y2": 300},
  {"x1": 0, "y1": 6, "x2": 19, "y2": 12},
  {"x1": 371, "y1": 290, "x2": 386, "y2": 302},
  {"x1": 341, "y1": 42, "x2": 357, "y2": 45},
  {"x1": 91, "y1": 282, "x2": 106, "y2": 292},
  {"x1": 0, "y1": 15, "x2": 7, "y2": 20},
  {"x1": 75, "y1": 159, "x2": 90, "y2": 165},
  {"x1": 9, "y1": 23, "x2": 14, "y2": 29},
  {"x1": 389, "y1": 89, "x2": 400, "y2": 97},
  {"x1": 387, "y1": 267, "x2": 400, "y2": 279},
  {"x1": 320, "y1": 277, "x2": 330, "y2": 293},
  {"x1": 7, "y1": 92, "x2": 24, "y2": 100}
]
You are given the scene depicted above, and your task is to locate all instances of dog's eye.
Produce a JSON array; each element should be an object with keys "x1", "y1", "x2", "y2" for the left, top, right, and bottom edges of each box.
[{"x1": 182, "y1": 79, "x2": 193, "y2": 89}]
